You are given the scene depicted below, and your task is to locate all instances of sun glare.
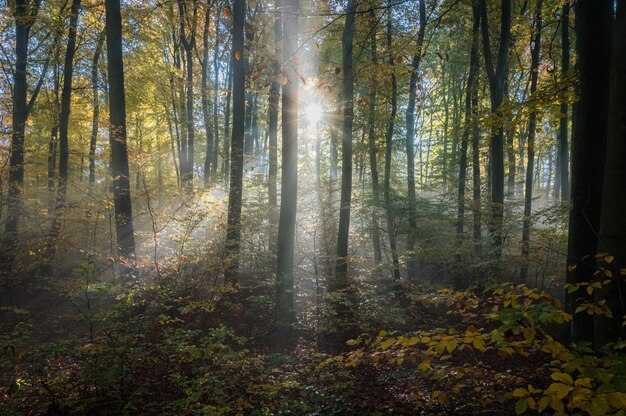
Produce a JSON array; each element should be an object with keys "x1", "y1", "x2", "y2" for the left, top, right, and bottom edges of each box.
[{"x1": 304, "y1": 102, "x2": 324, "y2": 125}]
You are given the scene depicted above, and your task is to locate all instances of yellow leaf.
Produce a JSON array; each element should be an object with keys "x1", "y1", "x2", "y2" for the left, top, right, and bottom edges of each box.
[
  {"x1": 523, "y1": 327, "x2": 536, "y2": 343},
  {"x1": 512, "y1": 388, "x2": 528, "y2": 397},
  {"x1": 527, "y1": 384, "x2": 542, "y2": 393},
  {"x1": 538, "y1": 396, "x2": 550, "y2": 412},
  {"x1": 473, "y1": 337, "x2": 487, "y2": 352},
  {"x1": 574, "y1": 377, "x2": 593, "y2": 388},
  {"x1": 445, "y1": 339, "x2": 457, "y2": 353},
  {"x1": 550, "y1": 372, "x2": 573, "y2": 385},
  {"x1": 605, "y1": 255, "x2": 615, "y2": 263},
  {"x1": 417, "y1": 360, "x2": 430, "y2": 371}
]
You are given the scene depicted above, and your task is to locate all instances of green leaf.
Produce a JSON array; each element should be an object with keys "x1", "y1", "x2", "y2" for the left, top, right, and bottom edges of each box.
[{"x1": 515, "y1": 398, "x2": 528, "y2": 414}]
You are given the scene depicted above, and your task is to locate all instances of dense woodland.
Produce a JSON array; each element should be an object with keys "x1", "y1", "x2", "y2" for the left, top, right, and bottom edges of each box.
[{"x1": 0, "y1": 0, "x2": 625, "y2": 414}]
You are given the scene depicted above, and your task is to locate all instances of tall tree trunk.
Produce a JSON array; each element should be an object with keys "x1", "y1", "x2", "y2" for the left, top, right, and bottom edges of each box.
[
  {"x1": 3, "y1": 0, "x2": 40, "y2": 267},
  {"x1": 202, "y1": 7, "x2": 214, "y2": 187},
  {"x1": 211, "y1": 10, "x2": 221, "y2": 177},
  {"x1": 332, "y1": 0, "x2": 358, "y2": 343},
  {"x1": 384, "y1": 3, "x2": 400, "y2": 281},
  {"x1": 222, "y1": 64, "x2": 233, "y2": 178},
  {"x1": 520, "y1": 0, "x2": 542, "y2": 282},
  {"x1": 566, "y1": 0, "x2": 612, "y2": 345},
  {"x1": 404, "y1": 0, "x2": 426, "y2": 279},
  {"x1": 49, "y1": 0, "x2": 82, "y2": 262},
  {"x1": 596, "y1": 0, "x2": 626, "y2": 346},
  {"x1": 48, "y1": 43, "x2": 60, "y2": 211},
  {"x1": 224, "y1": 0, "x2": 246, "y2": 283},
  {"x1": 558, "y1": 3, "x2": 570, "y2": 201},
  {"x1": 457, "y1": 1, "x2": 480, "y2": 244},
  {"x1": 367, "y1": 10, "x2": 382, "y2": 265},
  {"x1": 274, "y1": 0, "x2": 299, "y2": 346},
  {"x1": 105, "y1": 0, "x2": 136, "y2": 264},
  {"x1": 89, "y1": 30, "x2": 105, "y2": 186},
  {"x1": 179, "y1": 2, "x2": 197, "y2": 191},
  {"x1": 480, "y1": 0, "x2": 511, "y2": 258},
  {"x1": 268, "y1": 0, "x2": 282, "y2": 255}
]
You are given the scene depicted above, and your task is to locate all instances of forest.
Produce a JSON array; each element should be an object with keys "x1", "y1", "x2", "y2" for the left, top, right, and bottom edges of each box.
[{"x1": 0, "y1": 0, "x2": 625, "y2": 414}]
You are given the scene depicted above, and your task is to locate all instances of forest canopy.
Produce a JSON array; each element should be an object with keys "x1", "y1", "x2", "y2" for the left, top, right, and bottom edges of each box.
[{"x1": 0, "y1": 0, "x2": 625, "y2": 414}]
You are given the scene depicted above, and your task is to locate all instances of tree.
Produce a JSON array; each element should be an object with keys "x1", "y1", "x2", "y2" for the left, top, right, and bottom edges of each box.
[
  {"x1": 457, "y1": 0, "x2": 480, "y2": 245},
  {"x1": 404, "y1": 0, "x2": 426, "y2": 279},
  {"x1": 595, "y1": 0, "x2": 625, "y2": 347},
  {"x1": 566, "y1": 0, "x2": 612, "y2": 344},
  {"x1": 520, "y1": 0, "x2": 542, "y2": 281},
  {"x1": 556, "y1": 2, "x2": 570, "y2": 201},
  {"x1": 89, "y1": 30, "x2": 105, "y2": 186},
  {"x1": 224, "y1": 0, "x2": 246, "y2": 284},
  {"x1": 274, "y1": 0, "x2": 299, "y2": 345},
  {"x1": 179, "y1": 0, "x2": 197, "y2": 191},
  {"x1": 367, "y1": 10, "x2": 382, "y2": 266},
  {"x1": 479, "y1": 0, "x2": 511, "y2": 258},
  {"x1": 2, "y1": 0, "x2": 41, "y2": 268},
  {"x1": 201, "y1": 5, "x2": 215, "y2": 187},
  {"x1": 105, "y1": 0, "x2": 136, "y2": 265},
  {"x1": 268, "y1": 0, "x2": 282, "y2": 255},
  {"x1": 383, "y1": 2, "x2": 400, "y2": 281},
  {"x1": 331, "y1": 0, "x2": 358, "y2": 342}
]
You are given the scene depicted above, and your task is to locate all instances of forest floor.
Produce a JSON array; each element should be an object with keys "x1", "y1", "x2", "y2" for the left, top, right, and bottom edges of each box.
[{"x1": 0, "y1": 266, "x2": 579, "y2": 416}]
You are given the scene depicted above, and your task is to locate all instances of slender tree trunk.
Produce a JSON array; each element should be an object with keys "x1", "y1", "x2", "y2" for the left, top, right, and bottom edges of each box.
[
  {"x1": 274, "y1": 0, "x2": 299, "y2": 346},
  {"x1": 211, "y1": 10, "x2": 221, "y2": 176},
  {"x1": 384, "y1": 4, "x2": 400, "y2": 281},
  {"x1": 596, "y1": 0, "x2": 626, "y2": 346},
  {"x1": 48, "y1": 45, "x2": 60, "y2": 211},
  {"x1": 520, "y1": 0, "x2": 542, "y2": 282},
  {"x1": 268, "y1": 0, "x2": 282, "y2": 255},
  {"x1": 3, "y1": 0, "x2": 39, "y2": 267},
  {"x1": 89, "y1": 30, "x2": 105, "y2": 186},
  {"x1": 224, "y1": 0, "x2": 246, "y2": 283},
  {"x1": 331, "y1": 0, "x2": 358, "y2": 343},
  {"x1": 105, "y1": 0, "x2": 136, "y2": 264},
  {"x1": 202, "y1": 7, "x2": 214, "y2": 187},
  {"x1": 180, "y1": 2, "x2": 197, "y2": 191},
  {"x1": 367, "y1": 10, "x2": 382, "y2": 265},
  {"x1": 457, "y1": 1, "x2": 480, "y2": 244},
  {"x1": 404, "y1": 0, "x2": 426, "y2": 279},
  {"x1": 566, "y1": 0, "x2": 612, "y2": 345},
  {"x1": 480, "y1": 0, "x2": 511, "y2": 258},
  {"x1": 48, "y1": 0, "x2": 82, "y2": 262},
  {"x1": 558, "y1": 3, "x2": 570, "y2": 201},
  {"x1": 222, "y1": 64, "x2": 233, "y2": 178}
]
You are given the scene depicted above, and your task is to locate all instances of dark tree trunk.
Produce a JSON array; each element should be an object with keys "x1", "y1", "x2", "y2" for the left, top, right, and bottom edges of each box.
[
  {"x1": 268, "y1": 0, "x2": 282, "y2": 255},
  {"x1": 105, "y1": 0, "x2": 136, "y2": 263},
  {"x1": 457, "y1": 1, "x2": 480, "y2": 244},
  {"x1": 480, "y1": 0, "x2": 511, "y2": 258},
  {"x1": 367, "y1": 10, "x2": 382, "y2": 265},
  {"x1": 46, "y1": 0, "x2": 82, "y2": 265},
  {"x1": 331, "y1": 0, "x2": 358, "y2": 343},
  {"x1": 224, "y1": 0, "x2": 246, "y2": 283},
  {"x1": 201, "y1": 7, "x2": 214, "y2": 187},
  {"x1": 404, "y1": 0, "x2": 426, "y2": 279},
  {"x1": 384, "y1": 3, "x2": 400, "y2": 281},
  {"x1": 520, "y1": 0, "x2": 542, "y2": 282},
  {"x1": 566, "y1": 0, "x2": 612, "y2": 345},
  {"x1": 558, "y1": 3, "x2": 570, "y2": 201},
  {"x1": 222, "y1": 64, "x2": 233, "y2": 179},
  {"x1": 3, "y1": 0, "x2": 40, "y2": 267},
  {"x1": 179, "y1": 2, "x2": 197, "y2": 191},
  {"x1": 596, "y1": 0, "x2": 626, "y2": 346},
  {"x1": 89, "y1": 30, "x2": 105, "y2": 186},
  {"x1": 274, "y1": 0, "x2": 299, "y2": 346}
]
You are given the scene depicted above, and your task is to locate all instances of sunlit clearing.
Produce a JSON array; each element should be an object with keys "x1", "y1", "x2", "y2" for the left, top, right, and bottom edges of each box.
[{"x1": 304, "y1": 101, "x2": 324, "y2": 125}]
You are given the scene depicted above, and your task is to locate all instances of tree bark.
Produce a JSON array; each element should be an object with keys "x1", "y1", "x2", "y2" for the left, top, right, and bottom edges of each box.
[
  {"x1": 89, "y1": 30, "x2": 105, "y2": 186},
  {"x1": 480, "y1": 0, "x2": 511, "y2": 258},
  {"x1": 404, "y1": 0, "x2": 426, "y2": 279},
  {"x1": 566, "y1": 0, "x2": 612, "y2": 345},
  {"x1": 268, "y1": 0, "x2": 282, "y2": 255},
  {"x1": 274, "y1": 0, "x2": 299, "y2": 346},
  {"x1": 558, "y1": 3, "x2": 570, "y2": 201},
  {"x1": 595, "y1": 0, "x2": 625, "y2": 347},
  {"x1": 520, "y1": 0, "x2": 542, "y2": 282},
  {"x1": 367, "y1": 10, "x2": 382, "y2": 265},
  {"x1": 201, "y1": 6, "x2": 214, "y2": 187},
  {"x1": 224, "y1": 0, "x2": 246, "y2": 283},
  {"x1": 105, "y1": 0, "x2": 136, "y2": 264},
  {"x1": 457, "y1": 1, "x2": 480, "y2": 244},
  {"x1": 2, "y1": 0, "x2": 40, "y2": 267}
]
